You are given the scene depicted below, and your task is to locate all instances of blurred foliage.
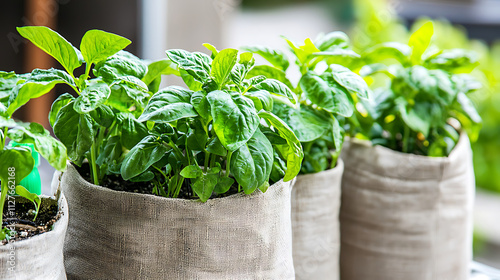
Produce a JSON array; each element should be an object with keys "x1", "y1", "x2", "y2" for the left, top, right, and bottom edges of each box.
[
  {"x1": 241, "y1": 0, "x2": 318, "y2": 9},
  {"x1": 351, "y1": 0, "x2": 500, "y2": 193}
]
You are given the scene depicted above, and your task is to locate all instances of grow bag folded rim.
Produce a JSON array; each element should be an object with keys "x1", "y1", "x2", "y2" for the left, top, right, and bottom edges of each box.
[{"x1": 63, "y1": 162, "x2": 287, "y2": 204}]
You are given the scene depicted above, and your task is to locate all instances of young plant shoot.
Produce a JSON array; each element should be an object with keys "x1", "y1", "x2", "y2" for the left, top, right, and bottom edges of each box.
[
  {"x1": 243, "y1": 32, "x2": 370, "y2": 174},
  {"x1": 14, "y1": 26, "x2": 177, "y2": 186},
  {"x1": 354, "y1": 21, "x2": 482, "y2": 156},
  {"x1": 0, "y1": 69, "x2": 67, "y2": 240},
  {"x1": 121, "y1": 45, "x2": 304, "y2": 202}
]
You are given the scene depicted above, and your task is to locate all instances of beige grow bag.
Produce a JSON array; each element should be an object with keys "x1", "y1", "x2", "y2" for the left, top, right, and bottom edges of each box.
[
  {"x1": 55, "y1": 164, "x2": 295, "y2": 279},
  {"x1": 291, "y1": 159, "x2": 343, "y2": 280},
  {"x1": 0, "y1": 193, "x2": 68, "y2": 280},
  {"x1": 340, "y1": 134, "x2": 474, "y2": 280}
]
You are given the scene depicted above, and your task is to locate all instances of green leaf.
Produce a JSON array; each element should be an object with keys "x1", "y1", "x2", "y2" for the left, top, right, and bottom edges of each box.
[
  {"x1": 15, "y1": 185, "x2": 41, "y2": 220},
  {"x1": 244, "y1": 90, "x2": 273, "y2": 112},
  {"x1": 330, "y1": 64, "x2": 370, "y2": 99},
  {"x1": 409, "y1": 21, "x2": 434, "y2": 65},
  {"x1": 53, "y1": 101, "x2": 95, "y2": 164},
  {"x1": 214, "y1": 177, "x2": 234, "y2": 194},
  {"x1": 49, "y1": 93, "x2": 74, "y2": 127},
  {"x1": 94, "y1": 51, "x2": 147, "y2": 80},
  {"x1": 0, "y1": 147, "x2": 34, "y2": 183},
  {"x1": 142, "y1": 59, "x2": 179, "y2": 89},
  {"x1": 207, "y1": 91, "x2": 260, "y2": 152},
  {"x1": 138, "y1": 86, "x2": 197, "y2": 123},
  {"x1": 190, "y1": 91, "x2": 211, "y2": 121},
  {"x1": 314, "y1": 31, "x2": 350, "y2": 51},
  {"x1": 165, "y1": 49, "x2": 211, "y2": 82},
  {"x1": 180, "y1": 69, "x2": 203, "y2": 91},
  {"x1": 331, "y1": 117, "x2": 343, "y2": 151},
  {"x1": 73, "y1": 82, "x2": 111, "y2": 113},
  {"x1": 17, "y1": 26, "x2": 82, "y2": 75},
  {"x1": 7, "y1": 123, "x2": 67, "y2": 171},
  {"x1": 203, "y1": 43, "x2": 219, "y2": 58},
  {"x1": 457, "y1": 92, "x2": 481, "y2": 124},
  {"x1": 120, "y1": 113, "x2": 148, "y2": 149},
  {"x1": 206, "y1": 136, "x2": 227, "y2": 156},
  {"x1": 398, "y1": 102, "x2": 432, "y2": 136},
  {"x1": 191, "y1": 173, "x2": 218, "y2": 202},
  {"x1": 273, "y1": 103, "x2": 329, "y2": 142},
  {"x1": 129, "y1": 171, "x2": 155, "y2": 182},
  {"x1": 258, "y1": 111, "x2": 303, "y2": 181},
  {"x1": 0, "y1": 71, "x2": 25, "y2": 104},
  {"x1": 7, "y1": 68, "x2": 76, "y2": 117},
  {"x1": 246, "y1": 65, "x2": 293, "y2": 89},
  {"x1": 362, "y1": 42, "x2": 411, "y2": 64},
  {"x1": 107, "y1": 82, "x2": 149, "y2": 113},
  {"x1": 80, "y1": 29, "x2": 131, "y2": 65},
  {"x1": 425, "y1": 49, "x2": 478, "y2": 72},
  {"x1": 180, "y1": 165, "x2": 203, "y2": 179},
  {"x1": 254, "y1": 79, "x2": 296, "y2": 104},
  {"x1": 211, "y1": 48, "x2": 238, "y2": 88},
  {"x1": 89, "y1": 105, "x2": 115, "y2": 128},
  {"x1": 300, "y1": 71, "x2": 353, "y2": 117},
  {"x1": 121, "y1": 135, "x2": 169, "y2": 180},
  {"x1": 230, "y1": 129, "x2": 273, "y2": 194},
  {"x1": 241, "y1": 46, "x2": 289, "y2": 71}
]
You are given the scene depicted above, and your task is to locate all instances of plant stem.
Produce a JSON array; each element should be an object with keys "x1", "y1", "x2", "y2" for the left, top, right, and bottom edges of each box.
[
  {"x1": 225, "y1": 151, "x2": 233, "y2": 178},
  {"x1": 0, "y1": 180, "x2": 8, "y2": 232},
  {"x1": 90, "y1": 143, "x2": 99, "y2": 185},
  {"x1": 204, "y1": 152, "x2": 210, "y2": 172}
]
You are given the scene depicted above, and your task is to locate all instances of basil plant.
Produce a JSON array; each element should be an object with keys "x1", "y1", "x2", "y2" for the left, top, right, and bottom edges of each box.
[
  {"x1": 354, "y1": 21, "x2": 482, "y2": 156},
  {"x1": 0, "y1": 70, "x2": 67, "y2": 240},
  {"x1": 15, "y1": 26, "x2": 176, "y2": 186},
  {"x1": 120, "y1": 45, "x2": 304, "y2": 202},
  {"x1": 243, "y1": 32, "x2": 370, "y2": 174}
]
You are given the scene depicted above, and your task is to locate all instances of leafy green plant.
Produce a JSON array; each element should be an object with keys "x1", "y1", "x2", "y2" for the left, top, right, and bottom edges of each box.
[
  {"x1": 352, "y1": 21, "x2": 482, "y2": 156},
  {"x1": 0, "y1": 66, "x2": 67, "y2": 240},
  {"x1": 120, "y1": 45, "x2": 304, "y2": 202},
  {"x1": 13, "y1": 26, "x2": 176, "y2": 186},
  {"x1": 243, "y1": 32, "x2": 370, "y2": 174}
]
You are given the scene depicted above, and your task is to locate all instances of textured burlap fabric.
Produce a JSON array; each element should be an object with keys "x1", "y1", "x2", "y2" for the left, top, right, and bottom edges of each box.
[
  {"x1": 339, "y1": 134, "x2": 474, "y2": 280},
  {"x1": 0, "y1": 193, "x2": 68, "y2": 280},
  {"x1": 56, "y1": 164, "x2": 295, "y2": 280},
  {"x1": 291, "y1": 159, "x2": 343, "y2": 280}
]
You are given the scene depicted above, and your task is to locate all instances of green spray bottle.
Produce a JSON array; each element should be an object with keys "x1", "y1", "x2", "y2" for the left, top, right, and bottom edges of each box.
[{"x1": 8, "y1": 141, "x2": 41, "y2": 195}]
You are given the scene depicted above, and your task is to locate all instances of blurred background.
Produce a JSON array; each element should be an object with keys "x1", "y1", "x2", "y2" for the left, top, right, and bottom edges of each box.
[{"x1": 1, "y1": 0, "x2": 499, "y2": 269}]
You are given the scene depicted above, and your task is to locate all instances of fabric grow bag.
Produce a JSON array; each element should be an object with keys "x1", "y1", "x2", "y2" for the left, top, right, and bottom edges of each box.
[
  {"x1": 339, "y1": 134, "x2": 474, "y2": 280},
  {"x1": 56, "y1": 164, "x2": 295, "y2": 279},
  {"x1": 291, "y1": 159, "x2": 344, "y2": 280},
  {"x1": 0, "y1": 194, "x2": 69, "y2": 280}
]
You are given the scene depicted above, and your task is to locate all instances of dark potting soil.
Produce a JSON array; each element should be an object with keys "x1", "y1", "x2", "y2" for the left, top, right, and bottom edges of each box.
[
  {"x1": 76, "y1": 163, "x2": 240, "y2": 200},
  {"x1": 1, "y1": 196, "x2": 61, "y2": 245}
]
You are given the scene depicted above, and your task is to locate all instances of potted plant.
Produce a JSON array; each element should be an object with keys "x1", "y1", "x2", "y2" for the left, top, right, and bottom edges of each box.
[
  {"x1": 0, "y1": 67, "x2": 68, "y2": 278},
  {"x1": 340, "y1": 21, "x2": 481, "y2": 280},
  {"x1": 23, "y1": 25, "x2": 304, "y2": 278},
  {"x1": 244, "y1": 32, "x2": 370, "y2": 279}
]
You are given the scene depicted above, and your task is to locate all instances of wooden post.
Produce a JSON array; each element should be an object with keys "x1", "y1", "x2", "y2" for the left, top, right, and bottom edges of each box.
[{"x1": 23, "y1": 0, "x2": 57, "y2": 128}]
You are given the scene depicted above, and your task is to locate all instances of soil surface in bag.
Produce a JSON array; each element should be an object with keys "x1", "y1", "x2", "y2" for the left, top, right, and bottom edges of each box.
[
  {"x1": 1, "y1": 196, "x2": 61, "y2": 244},
  {"x1": 76, "y1": 163, "x2": 242, "y2": 199}
]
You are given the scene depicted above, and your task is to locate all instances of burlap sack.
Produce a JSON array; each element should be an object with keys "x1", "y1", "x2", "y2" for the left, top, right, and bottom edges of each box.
[
  {"x1": 56, "y1": 164, "x2": 295, "y2": 279},
  {"x1": 0, "y1": 194, "x2": 68, "y2": 280},
  {"x1": 339, "y1": 134, "x2": 474, "y2": 280},
  {"x1": 291, "y1": 159, "x2": 343, "y2": 280}
]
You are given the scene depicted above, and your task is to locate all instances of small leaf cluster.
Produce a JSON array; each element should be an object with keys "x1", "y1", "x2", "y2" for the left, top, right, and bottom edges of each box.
[
  {"x1": 13, "y1": 26, "x2": 177, "y2": 187},
  {"x1": 121, "y1": 45, "x2": 304, "y2": 202},
  {"x1": 0, "y1": 45, "x2": 69, "y2": 239},
  {"x1": 244, "y1": 32, "x2": 370, "y2": 174},
  {"x1": 354, "y1": 22, "x2": 482, "y2": 156}
]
